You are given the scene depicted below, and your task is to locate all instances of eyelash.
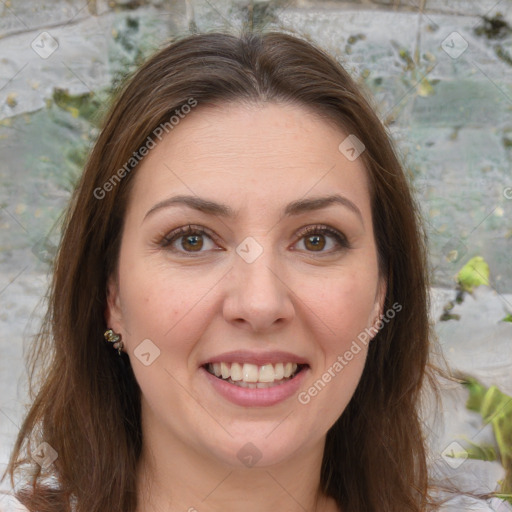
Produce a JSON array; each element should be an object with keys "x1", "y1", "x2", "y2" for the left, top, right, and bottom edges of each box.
[{"x1": 159, "y1": 224, "x2": 350, "y2": 256}]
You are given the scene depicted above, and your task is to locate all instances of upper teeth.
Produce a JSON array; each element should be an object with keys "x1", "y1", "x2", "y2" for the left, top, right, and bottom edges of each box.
[{"x1": 208, "y1": 362, "x2": 299, "y2": 383}]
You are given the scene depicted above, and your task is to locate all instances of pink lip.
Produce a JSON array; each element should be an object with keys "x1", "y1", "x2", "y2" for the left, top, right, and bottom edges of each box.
[
  {"x1": 200, "y1": 365, "x2": 309, "y2": 407},
  {"x1": 198, "y1": 350, "x2": 309, "y2": 367}
]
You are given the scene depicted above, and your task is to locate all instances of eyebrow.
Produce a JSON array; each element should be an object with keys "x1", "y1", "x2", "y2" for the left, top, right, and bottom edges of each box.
[{"x1": 143, "y1": 193, "x2": 364, "y2": 224}]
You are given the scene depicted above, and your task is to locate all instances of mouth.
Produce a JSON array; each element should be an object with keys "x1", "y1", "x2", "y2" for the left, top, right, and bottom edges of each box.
[{"x1": 203, "y1": 361, "x2": 308, "y2": 389}]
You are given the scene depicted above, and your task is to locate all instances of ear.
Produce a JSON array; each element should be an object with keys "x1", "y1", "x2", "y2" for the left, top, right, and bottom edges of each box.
[
  {"x1": 105, "y1": 274, "x2": 124, "y2": 334},
  {"x1": 375, "y1": 275, "x2": 387, "y2": 319}
]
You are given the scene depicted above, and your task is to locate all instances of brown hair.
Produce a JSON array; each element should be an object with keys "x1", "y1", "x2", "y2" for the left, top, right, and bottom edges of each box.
[{"x1": 3, "y1": 29, "x2": 444, "y2": 511}]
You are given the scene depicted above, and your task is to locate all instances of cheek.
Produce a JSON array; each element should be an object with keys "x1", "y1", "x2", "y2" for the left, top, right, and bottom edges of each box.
[
  {"x1": 307, "y1": 270, "x2": 377, "y2": 348},
  {"x1": 117, "y1": 257, "x2": 218, "y2": 362},
  {"x1": 297, "y1": 274, "x2": 375, "y2": 430},
  {"x1": 116, "y1": 262, "x2": 211, "y2": 414}
]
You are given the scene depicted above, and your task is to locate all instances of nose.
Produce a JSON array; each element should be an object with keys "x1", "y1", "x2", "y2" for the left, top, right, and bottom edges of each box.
[{"x1": 222, "y1": 245, "x2": 295, "y2": 334}]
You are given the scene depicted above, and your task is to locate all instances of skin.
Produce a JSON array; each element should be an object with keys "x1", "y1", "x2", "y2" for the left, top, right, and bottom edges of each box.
[{"x1": 106, "y1": 101, "x2": 386, "y2": 512}]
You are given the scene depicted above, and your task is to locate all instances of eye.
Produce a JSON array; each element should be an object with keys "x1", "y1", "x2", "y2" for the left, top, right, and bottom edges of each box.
[
  {"x1": 159, "y1": 224, "x2": 350, "y2": 257},
  {"x1": 293, "y1": 225, "x2": 350, "y2": 254},
  {"x1": 160, "y1": 225, "x2": 220, "y2": 255}
]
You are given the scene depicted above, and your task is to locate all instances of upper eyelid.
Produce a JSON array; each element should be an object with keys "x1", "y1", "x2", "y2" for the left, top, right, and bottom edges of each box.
[
  {"x1": 162, "y1": 224, "x2": 218, "y2": 244},
  {"x1": 296, "y1": 224, "x2": 346, "y2": 238},
  {"x1": 161, "y1": 224, "x2": 347, "y2": 249}
]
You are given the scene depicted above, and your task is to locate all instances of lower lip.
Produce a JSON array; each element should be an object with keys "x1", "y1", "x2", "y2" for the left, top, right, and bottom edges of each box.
[{"x1": 200, "y1": 366, "x2": 309, "y2": 407}]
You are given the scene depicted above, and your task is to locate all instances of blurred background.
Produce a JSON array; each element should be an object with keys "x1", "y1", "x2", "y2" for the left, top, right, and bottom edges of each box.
[{"x1": 0, "y1": 0, "x2": 511, "y2": 510}]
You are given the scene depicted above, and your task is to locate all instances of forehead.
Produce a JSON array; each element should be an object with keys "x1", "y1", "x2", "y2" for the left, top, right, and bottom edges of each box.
[{"x1": 127, "y1": 101, "x2": 372, "y2": 222}]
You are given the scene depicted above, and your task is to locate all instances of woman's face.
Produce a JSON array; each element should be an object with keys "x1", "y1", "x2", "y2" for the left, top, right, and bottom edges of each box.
[{"x1": 107, "y1": 101, "x2": 385, "y2": 468}]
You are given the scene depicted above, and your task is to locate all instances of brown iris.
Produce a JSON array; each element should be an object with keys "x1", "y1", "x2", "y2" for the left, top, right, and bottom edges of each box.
[
  {"x1": 182, "y1": 234, "x2": 204, "y2": 251},
  {"x1": 304, "y1": 234, "x2": 326, "y2": 251}
]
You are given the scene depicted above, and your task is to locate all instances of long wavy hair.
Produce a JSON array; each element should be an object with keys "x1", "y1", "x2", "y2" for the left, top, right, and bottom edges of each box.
[{"x1": 3, "y1": 29, "x2": 445, "y2": 511}]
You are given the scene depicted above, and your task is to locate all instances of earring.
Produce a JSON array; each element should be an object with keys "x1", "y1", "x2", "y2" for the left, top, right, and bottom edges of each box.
[{"x1": 104, "y1": 329, "x2": 124, "y2": 355}]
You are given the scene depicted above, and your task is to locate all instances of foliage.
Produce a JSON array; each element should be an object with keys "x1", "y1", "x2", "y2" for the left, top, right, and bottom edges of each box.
[
  {"x1": 456, "y1": 376, "x2": 512, "y2": 504},
  {"x1": 474, "y1": 13, "x2": 512, "y2": 67},
  {"x1": 439, "y1": 255, "x2": 491, "y2": 321},
  {"x1": 439, "y1": 255, "x2": 511, "y2": 505},
  {"x1": 456, "y1": 256, "x2": 490, "y2": 293}
]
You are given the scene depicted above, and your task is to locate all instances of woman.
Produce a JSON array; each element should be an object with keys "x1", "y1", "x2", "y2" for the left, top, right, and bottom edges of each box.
[{"x1": 3, "y1": 30, "x2": 443, "y2": 511}]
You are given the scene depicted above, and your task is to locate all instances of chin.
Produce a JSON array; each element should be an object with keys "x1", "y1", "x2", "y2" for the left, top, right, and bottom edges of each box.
[{"x1": 198, "y1": 425, "x2": 310, "y2": 470}]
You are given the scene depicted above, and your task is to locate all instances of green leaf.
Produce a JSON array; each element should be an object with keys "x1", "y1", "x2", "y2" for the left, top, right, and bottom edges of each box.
[
  {"x1": 461, "y1": 376, "x2": 512, "y2": 494},
  {"x1": 456, "y1": 438, "x2": 498, "y2": 462},
  {"x1": 457, "y1": 256, "x2": 490, "y2": 292},
  {"x1": 462, "y1": 376, "x2": 488, "y2": 412}
]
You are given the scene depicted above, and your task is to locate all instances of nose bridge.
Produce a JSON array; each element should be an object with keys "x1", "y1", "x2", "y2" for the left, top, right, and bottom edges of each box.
[
  {"x1": 235, "y1": 235, "x2": 283, "y2": 296},
  {"x1": 224, "y1": 235, "x2": 294, "y2": 330}
]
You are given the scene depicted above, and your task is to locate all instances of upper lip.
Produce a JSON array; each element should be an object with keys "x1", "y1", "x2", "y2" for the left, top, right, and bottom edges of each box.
[{"x1": 199, "y1": 350, "x2": 310, "y2": 367}]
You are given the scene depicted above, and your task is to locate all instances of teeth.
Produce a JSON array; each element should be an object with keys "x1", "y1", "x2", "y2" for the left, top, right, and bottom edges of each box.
[
  {"x1": 221, "y1": 362, "x2": 230, "y2": 379},
  {"x1": 230, "y1": 362, "x2": 243, "y2": 381},
  {"x1": 242, "y1": 363, "x2": 259, "y2": 382},
  {"x1": 258, "y1": 364, "x2": 275, "y2": 382},
  {"x1": 207, "y1": 361, "x2": 300, "y2": 384}
]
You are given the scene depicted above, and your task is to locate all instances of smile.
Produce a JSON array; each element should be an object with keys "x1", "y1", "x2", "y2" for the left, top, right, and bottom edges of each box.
[{"x1": 204, "y1": 362, "x2": 305, "y2": 388}]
